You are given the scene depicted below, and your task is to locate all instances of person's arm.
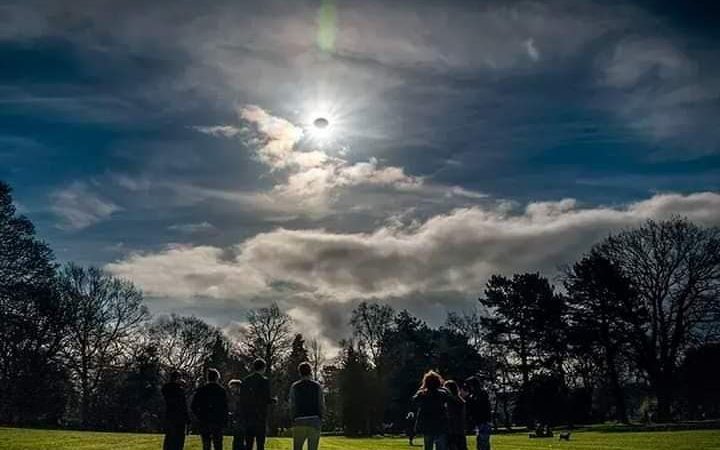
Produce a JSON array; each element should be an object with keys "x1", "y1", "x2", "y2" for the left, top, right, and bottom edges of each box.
[
  {"x1": 289, "y1": 383, "x2": 296, "y2": 419},
  {"x1": 190, "y1": 390, "x2": 200, "y2": 418},
  {"x1": 318, "y1": 382, "x2": 325, "y2": 417},
  {"x1": 221, "y1": 390, "x2": 228, "y2": 424},
  {"x1": 264, "y1": 377, "x2": 274, "y2": 404}
]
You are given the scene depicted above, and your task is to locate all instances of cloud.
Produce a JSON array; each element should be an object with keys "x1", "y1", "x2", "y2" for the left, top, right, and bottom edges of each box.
[
  {"x1": 599, "y1": 37, "x2": 720, "y2": 155},
  {"x1": 188, "y1": 105, "x2": 422, "y2": 218},
  {"x1": 51, "y1": 181, "x2": 121, "y2": 230},
  {"x1": 168, "y1": 221, "x2": 217, "y2": 234},
  {"x1": 193, "y1": 125, "x2": 243, "y2": 138},
  {"x1": 524, "y1": 38, "x2": 540, "y2": 62},
  {"x1": 107, "y1": 191, "x2": 720, "y2": 342}
]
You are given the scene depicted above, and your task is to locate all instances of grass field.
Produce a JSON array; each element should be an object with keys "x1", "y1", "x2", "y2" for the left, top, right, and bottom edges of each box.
[{"x1": 1, "y1": 427, "x2": 719, "y2": 450}]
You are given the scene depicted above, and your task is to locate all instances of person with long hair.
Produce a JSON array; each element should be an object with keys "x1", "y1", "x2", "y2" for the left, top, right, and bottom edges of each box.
[
  {"x1": 412, "y1": 371, "x2": 450, "y2": 450},
  {"x1": 444, "y1": 380, "x2": 467, "y2": 450}
]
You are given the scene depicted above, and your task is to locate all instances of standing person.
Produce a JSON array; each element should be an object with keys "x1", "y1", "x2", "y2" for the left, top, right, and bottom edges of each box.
[
  {"x1": 162, "y1": 371, "x2": 189, "y2": 450},
  {"x1": 405, "y1": 411, "x2": 416, "y2": 446},
  {"x1": 241, "y1": 359, "x2": 274, "y2": 450},
  {"x1": 463, "y1": 377, "x2": 491, "y2": 450},
  {"x1": 444, "y1": 381, "x2": 467, "y2": 450},
  {"x1": 412, "y1": 370, "x2": 449, "y2": 450},
  {"x1": 228, "y1": 379, "x2": 245, "y2": 450},
  {"x1": 192, "y1": 368, "x2": 228, "y2": 450},
  {"x1": 289, "y1": 361, "x2": 324, "y2": 450}
]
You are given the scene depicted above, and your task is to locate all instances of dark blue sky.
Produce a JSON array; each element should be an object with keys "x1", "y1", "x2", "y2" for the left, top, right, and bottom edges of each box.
[{"x1": 2, "y1": 0, "x2": 719, "y2": 344}]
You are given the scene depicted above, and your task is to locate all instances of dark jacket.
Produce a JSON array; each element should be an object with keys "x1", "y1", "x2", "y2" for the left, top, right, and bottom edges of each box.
[
  {"x1": 191, "y1": 382, "x2": 228, "y2": 427},
  {"x1": 240, "y1": 372, "x2": 273, "y2": 427},
  {"x1": 465, "y1": 389, "x2": 491, "y2": 426},
  {"x1": 162, "y1": 382, "x2": 189, "y2": 424},
  {"x1": 413, "y1": 388, "x2": 449, "y2": 435},
  {"x1": 446, "y1": 393, "x2": 466, "y2": 436},
  {"x1": 289, "y1": 378, "x2": 324, "y2": 419}
]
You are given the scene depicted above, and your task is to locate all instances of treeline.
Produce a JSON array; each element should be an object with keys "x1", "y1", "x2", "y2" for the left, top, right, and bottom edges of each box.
[{"x1": 2, "y1": 180, "x2": 720, "y2": 434}]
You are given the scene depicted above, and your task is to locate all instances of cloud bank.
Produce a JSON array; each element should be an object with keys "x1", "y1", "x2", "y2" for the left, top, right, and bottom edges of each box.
[{"x1": 107, "y1": 192, "x2": 720, "y2": 342}]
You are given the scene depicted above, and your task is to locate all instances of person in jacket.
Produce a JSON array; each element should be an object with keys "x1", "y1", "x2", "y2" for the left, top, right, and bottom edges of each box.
[
  {"x1": 162, "y1": 371, "x2": 189, "y2": 450},
  {"x1": 412, "y1": 370, "x2": 449, "y2": 450},
  {"x1": 240, "y1": 359, "x2": 274, "y2": 450},
  {"x1": 191, "y1": 368, "x2": 228, "y2": 450},
  {"x1": 227, "y1": 379, "x2": 244, "y2": 450},
  {"x1": 289, "y1": 361, "x2": 324, "y2": 450},
  {"x1": 463, "y1": 377, "x2": 492, "y2": 450},
  {"x1": 444, "y1": 380, "x2": 467, "y2": 450}
]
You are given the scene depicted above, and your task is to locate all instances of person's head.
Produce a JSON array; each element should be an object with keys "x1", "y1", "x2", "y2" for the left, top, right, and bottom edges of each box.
[
  {"x1": 420, "y1": 370, "x2": 444, "y2": 392},
  {"x1": 253, "y1": 358, "x2": 267, "y2": 373},
  {"x1": 169, "y1": 370, "x2": 182, "y2": 383},
  {"x1": 207, "y1": 368, "x2": 221, "y2": 384},
  {"x1": 298, "y1": 361, "x2": 312, "y2": 378},
  {"x1": 444, "y1": 379, "x2": 459, "y2": 396},
  {"x1": 464, "y1": 376, "x2": 481, "y2": 395},
  {"x1": 228, "y1": 379, "x2": 242, "y2": 394}
]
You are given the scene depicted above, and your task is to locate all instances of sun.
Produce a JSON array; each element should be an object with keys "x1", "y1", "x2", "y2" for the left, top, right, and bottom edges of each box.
[{"x1": 302, "y1": 101, "x2": 342, "y2": 144}]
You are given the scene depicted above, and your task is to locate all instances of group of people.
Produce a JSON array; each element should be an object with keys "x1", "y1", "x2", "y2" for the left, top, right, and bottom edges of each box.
[
  {"x1": 161, "y1": 358, "x2": 323, "y2": 450},
  {"x1": 161, "y1": 362, "x2": 489, "y2": 450},
  {"x1": 410, "y1": 371, "x2": 492, "y2": 450}
]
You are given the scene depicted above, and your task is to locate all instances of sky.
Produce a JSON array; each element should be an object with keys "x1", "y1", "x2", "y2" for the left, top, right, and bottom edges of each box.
[{"x1": 2, "y1": 0, "x2": 720, "y2": 352}]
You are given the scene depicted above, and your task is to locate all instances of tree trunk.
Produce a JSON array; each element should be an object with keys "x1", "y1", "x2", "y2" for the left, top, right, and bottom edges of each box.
[
  {"x1": 655, "y1": 383, "x2": 673, "y2": 423},
  {"x1": 605, "y1": 350, "x2": 628, "y2": 423}
]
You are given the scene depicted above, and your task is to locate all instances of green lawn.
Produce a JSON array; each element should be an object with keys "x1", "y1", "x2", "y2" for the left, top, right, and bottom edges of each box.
[{"x1": 1, "y1": 427, "x2": 719, "y2": 450}]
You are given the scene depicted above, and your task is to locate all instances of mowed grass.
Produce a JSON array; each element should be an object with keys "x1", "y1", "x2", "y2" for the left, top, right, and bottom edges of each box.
[{"x1": 1, "y1": 427, "x2": 719, "y2": 450}]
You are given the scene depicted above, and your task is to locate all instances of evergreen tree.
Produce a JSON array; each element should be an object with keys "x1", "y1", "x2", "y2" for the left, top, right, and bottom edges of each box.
[{"x1": 0, "y1": 181, "x2": 71, "y2": 425}]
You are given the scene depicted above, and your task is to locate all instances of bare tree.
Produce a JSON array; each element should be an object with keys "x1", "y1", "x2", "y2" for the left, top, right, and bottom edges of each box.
[
  {"x1": 240, "y1": 303, "x2": 293, "y2": 374},
  {"x1": 147, "y1": 314, "x2": 225, "y2": 383},
  {"x1": 58, "y1": 264, "x2": 149, "y2": 426},
  {"x1": 350, "y1": 302, "x2": 396, "y2": 366},
  {"x1": 445, "y1": 307, "x2": 485, "y2": 352},
  {"x1": 596, "y1": 218, "x2": 720, "y2": 421},
  {"x1": 307, "y1": 338, "x2": 327, "y2": 380}
]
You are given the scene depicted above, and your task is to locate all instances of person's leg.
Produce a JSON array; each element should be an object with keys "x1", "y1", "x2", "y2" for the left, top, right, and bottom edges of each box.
[
  {"x1": 476, "y1": 424, "x2": 491, "y2": 450},
  {"x1": 233, "y1": 431, "x2": 245, "y2": 450},
  {"x1": 178, "y1": 428, "x2": 186, "y2": 450},
  {"x1": 212, "y1": 428, "x2": 223, "y2": 450},
  {"x1": 201, "y1": 433, "x2": 212, "y2": 450},
  {"x1": 307, "y1": 426, "x2": 320, "y2": 450},
  {"x1": 244, "y1": 431, "x2": 255, "y2": 450},
  {"x1": 255, "y1": 429, "x2": 266, "y2": 450},
  {"x1": 435, "y1": 434, "x2": 447, "y2": 450},
  {"x1": 292, "y1": 426, "x2": 305, "y2": 450},
  {"x1": 423, "y1": 434, "x2": 434, "y2": 450}
]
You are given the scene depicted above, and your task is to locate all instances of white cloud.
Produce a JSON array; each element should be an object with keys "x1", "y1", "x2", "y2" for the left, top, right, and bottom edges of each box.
[
  {"x1": 524, "y1": 38, "x2": 540, "y2": 61},
  {"x1": 108, "y1": 191, "x2": 720, "y2": 302},
  {"x1": 51, "y1": 181, "x2": 121, "y2": 230},
  {"x1": 168, "y1": 221, "x2": 217, "y2": 234},
  {"x1": 194, "y1": 125, "x2": 243, "y2": 138}
]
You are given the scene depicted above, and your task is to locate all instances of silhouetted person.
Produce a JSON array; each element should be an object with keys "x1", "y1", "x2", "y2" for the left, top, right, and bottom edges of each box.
[
  {"x1": 228, "y1": 379, "x2": 245, "y2": 450},
  {"x1": 464, "y1": 377, "x2": 491, "y2": 450},
  {"x1": 413, "y1": 370, "x2": 449, "y2": 450},
  {"x1": 241, "y1": 359, "x2": 274, "y2": 450},
  {"x1": 406, "y1": 411, "x2": 416, "y2": 446},
  {"x1": 192, "y1": 368, "x2": 228, "y2": 450},
  {"x1": 289, "y1": 361, "x2": 324, "y2": 450},
  {"x1": 444, "y1": 380, "x2": 467, "y2": 450},
  {"x1": 162, "y1": 371, "x2": 189, "y2": 450}
]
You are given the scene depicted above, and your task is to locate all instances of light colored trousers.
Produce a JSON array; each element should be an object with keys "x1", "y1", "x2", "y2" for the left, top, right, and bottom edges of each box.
[{"x1": 293, "y1": 426, "x2": 320, "y2": 450}]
